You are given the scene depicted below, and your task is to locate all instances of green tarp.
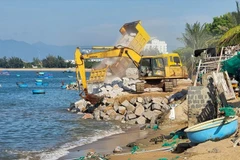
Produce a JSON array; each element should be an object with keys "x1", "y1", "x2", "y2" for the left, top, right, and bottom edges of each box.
[{"x1": 222, "y1": 52, "x2": 240, "y2": 75}]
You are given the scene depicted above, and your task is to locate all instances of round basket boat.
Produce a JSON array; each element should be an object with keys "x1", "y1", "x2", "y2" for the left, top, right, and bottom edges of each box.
[
  {"x1": 32, "y1": 89, "x2": 45, "y2": 94},
  {"x1": 184, "y1": 116, "x2": 238, "y2": 144}
]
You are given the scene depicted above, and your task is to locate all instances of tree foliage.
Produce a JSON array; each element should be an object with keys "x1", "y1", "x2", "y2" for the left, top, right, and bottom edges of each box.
[
  {"x1": 205, "y1": 13, "x2": 236, "y2": 36},
  {"x1": 218, "y1": 25, "x2": 240, "y2": 47},
  {"x1": 178, "y1": 22, "x2": 210, "y2": 50},
  {"x1": 8, "y1": 57, "x2": 24, "y2": 68}
]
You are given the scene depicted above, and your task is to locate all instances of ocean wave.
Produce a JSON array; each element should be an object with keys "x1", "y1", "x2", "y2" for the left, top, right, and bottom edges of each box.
[{"x1": 25, "y1": 125, "x2": 124, "y2": 160}]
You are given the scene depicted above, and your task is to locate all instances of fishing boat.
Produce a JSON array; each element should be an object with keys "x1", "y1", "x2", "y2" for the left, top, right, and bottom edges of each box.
[
  {"x1": 68, "y1": 75, "x2": 73, "y2": 78},
  {"x1": 0, "y1": 70, "x2": 10, "y2": 76},
  {"x1": 184, "y1": 116, "x2": 238, "y2": 144},
  {"x1": 32, "y1": 89, "x2": 45, "y2": 94},
  {"x1": 16, "y1": 74, "x2": 20, "y2": 77},
  {"x1": 61, "y1": 85, "x2": 67, "y2": 89},
  {"x1": 18, "y1": 83, "x2": 28, "y2": 88},
  {"x1": 16, "y1": 82, "x2": 24, "y2": 85},
  {"x1": 35, "y1": 79, "x2": 43, "y2": 82},
  {"x1": 35, "y1": 82, "x2": 43, "y2": 86}
]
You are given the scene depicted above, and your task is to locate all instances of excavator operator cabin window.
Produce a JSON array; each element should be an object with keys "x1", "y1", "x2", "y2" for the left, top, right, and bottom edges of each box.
[
  {"x1": 140, "y1": 58, "x2": 151, "y2": 77},
  {"x1": 152, "y1": 58, "x2": 164, "y2": 68},
  {"x1": 173, "y1": 57, "x2": 180, "y2": 65},
  {"x1": 152, "y1": 58, "x2": 165, "y2": 77}
]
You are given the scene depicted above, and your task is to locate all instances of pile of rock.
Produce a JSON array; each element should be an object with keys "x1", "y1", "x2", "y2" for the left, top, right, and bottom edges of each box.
[
  {"x1": 88, "y1": 77, "x2": 143, "y2": 98},
  {"x1": 70, "y1": 96, "x2": 170, "y2": 125}
]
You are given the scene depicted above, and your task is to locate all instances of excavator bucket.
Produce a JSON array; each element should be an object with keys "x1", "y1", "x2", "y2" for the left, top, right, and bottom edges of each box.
[
  {"x1": 117, "y1": 20, "x2": 150, "y2": 53},
  {"x1": 88, "y1": 67, "x2": 108, "y2": 83}
]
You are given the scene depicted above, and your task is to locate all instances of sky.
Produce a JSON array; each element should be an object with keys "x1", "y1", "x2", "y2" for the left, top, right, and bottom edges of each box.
[{"x1": 0, "y1": 0, "x2": 238, "y2": 51}]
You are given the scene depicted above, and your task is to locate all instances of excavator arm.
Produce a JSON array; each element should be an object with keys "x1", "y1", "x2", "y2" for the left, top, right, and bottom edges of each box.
[
  {"x1": 74, "y1": 46, "x2": 142, "y2": 95},
  {"x1": 74, "y1": 20, "x2": 150, "y2": 104}
]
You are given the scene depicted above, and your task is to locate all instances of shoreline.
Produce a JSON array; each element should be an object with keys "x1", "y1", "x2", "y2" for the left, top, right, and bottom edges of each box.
[
  {"x1": 0, "y1": 68, "x2": 91, "y2": 72},
  {"x1": 58, "y1": 125, "x2": 149, "y2": 160}
]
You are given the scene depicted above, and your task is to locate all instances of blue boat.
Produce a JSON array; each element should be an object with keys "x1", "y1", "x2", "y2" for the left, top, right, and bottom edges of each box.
[
  {"x1": 61, "y1": 85, "x2": 67, "y2": 89},
  {"x1": 16, "y1": 74, "x2": 20, "y2": 77},
  {"x1": 35, "y1": 79, "x2": 42, "y2": 82},
  {"x1": 35, "y1": 82, "x2": 43, "y2": 86},
  {"x1": 18, "y1": 83, "x2": 28, "y2": 88},
  {"x1": 32, "y1": 89, "x2": 45, "y2": 94},
  {"x1": 184, "y1": 116, "x2": 238, "y2": 144}
]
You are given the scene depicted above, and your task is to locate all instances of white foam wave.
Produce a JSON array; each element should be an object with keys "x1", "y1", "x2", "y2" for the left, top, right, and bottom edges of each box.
[{"x1": 37, "y1": 126, "x2": 124, "y2": 160}]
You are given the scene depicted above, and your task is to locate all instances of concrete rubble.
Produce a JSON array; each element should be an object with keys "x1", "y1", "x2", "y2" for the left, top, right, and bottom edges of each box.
[
  {"x1": 67, "y1": 68, "x2": 189, "y2": 125},
  {"x1": 71, "y1": 92, "x2": 173, "y2": 125}
]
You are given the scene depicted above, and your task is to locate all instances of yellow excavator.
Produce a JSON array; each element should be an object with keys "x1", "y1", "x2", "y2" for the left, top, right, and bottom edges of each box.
[{"x1": 75, "y1": 20, "x2": 188, "y2": 104}]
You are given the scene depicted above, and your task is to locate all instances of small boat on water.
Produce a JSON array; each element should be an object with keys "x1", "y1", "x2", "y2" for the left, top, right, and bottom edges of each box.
[
  {"x1": 68, "y1": 75, "x2": 73, "y2": 78},
  {"x1": 35, "y1": 82, "x2": 43, "y2": 86},
  {"x1": 16, "y1": 74, "x2": 20, "y2": 77},
  {"x1": 61, "y1": 85, "x2": 67, "y2": 89},
  {"x1": 0, "y1": 70, "x2": 10, "y2": 76},
  {"x1": 18, "y1": 83, "x2": 28, "y2": 88},
  {"x1": 184, "y1": 116, "x2": 238, "y2": 144},
  {"x1": 16, "y1": 82, "x2": 24, "y2": 85},
  {"x1": 35, "y1": 79, "x2": 43, "y2": 82},
  {"x1": 32, "y1": 89, "x2": 45, "y2": 94}
]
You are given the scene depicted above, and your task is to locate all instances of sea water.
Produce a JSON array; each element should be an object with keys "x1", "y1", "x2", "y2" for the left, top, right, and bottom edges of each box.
[{"x1": 0, "y1": 71, "x2": 123, "y2": 160}]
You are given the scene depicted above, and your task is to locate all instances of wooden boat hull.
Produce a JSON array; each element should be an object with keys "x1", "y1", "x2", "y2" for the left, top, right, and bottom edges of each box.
[
  {"x1": 184, "y1": 116, "x2": 238, "y2": 144},
  {"x1": 32, "y1": 89, "x2": 45, "y2": 94}
]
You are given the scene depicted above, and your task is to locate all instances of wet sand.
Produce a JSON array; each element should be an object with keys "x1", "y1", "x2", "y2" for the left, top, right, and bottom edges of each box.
[{"x1": 59, "y1": 125, "x2": 149, "y2": 160}]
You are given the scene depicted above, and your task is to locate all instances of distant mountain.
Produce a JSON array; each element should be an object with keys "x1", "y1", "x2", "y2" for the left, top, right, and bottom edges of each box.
[{"x1": 0, "y1": 39, "x2": 79, "y2": 62}]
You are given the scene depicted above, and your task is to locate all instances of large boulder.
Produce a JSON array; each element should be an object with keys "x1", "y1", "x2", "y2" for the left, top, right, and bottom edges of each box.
[
  {"x1": 134, "y1": 103, "x2": 145, "y2": 116},
  {"x1": 144, "y1": 97, "x2": 152, "y2": 104},
  {"x1": 152, "y1": 97, "x2": 163, "y2": 104},
  {"x1": 121, "y1": 100, "x2": 130, "y2": 107},
  {"x1": 130, "y1": 97, "x2": 137, "y2": 105},
  {"x1": 82, "y1": 113, "x2": 94, "y2": 119},
  {"x1": 143, "y1": 110, "x2": 155, "y2": 120},
  {"x1": 93, "y1": 109, "x2": 101, "y2": 121},
  {"x1": 75, "y1": 99, "x2": 88, "y2": 112},
  {"x1": 115, "y1": 114, "x2": 125, "y2": 121},
  {"x1": 118, "y1": 106, "x2": 127, "y2": 115},
  {"x1": 152, "y1": 103, "x2": 161, "y2": 110},
  {"x1": 137, "y1": 97, "x2": 143, "y2": 103},
  {"x1": 137, "y1": 116, "x2": 146, "y2": 124},
  {"x1": 127, "y1": 113, "x2": 137, "y2": 120}
]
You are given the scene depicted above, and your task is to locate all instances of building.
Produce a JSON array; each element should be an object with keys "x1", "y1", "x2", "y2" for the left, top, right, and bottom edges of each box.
[
  {"x1": 143, "y1": 37, "x2": 168, "y2": 54},
  {"x1": 65, "y1": 60, "x2": 75, "y2": 64}
]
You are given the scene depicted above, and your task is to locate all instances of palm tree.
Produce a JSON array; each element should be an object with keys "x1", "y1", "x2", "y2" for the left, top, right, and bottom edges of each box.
[
  {"x1": 218, "y1": 26, "x2": 240, "y2": 47},
  {"x1": 178, "y1": 22, "x2": 210, "y2": 50}
]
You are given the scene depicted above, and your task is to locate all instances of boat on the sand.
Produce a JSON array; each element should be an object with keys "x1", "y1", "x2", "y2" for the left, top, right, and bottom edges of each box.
[{"x1": 184, "y1": 116, "x2": 238, "y2": 144}]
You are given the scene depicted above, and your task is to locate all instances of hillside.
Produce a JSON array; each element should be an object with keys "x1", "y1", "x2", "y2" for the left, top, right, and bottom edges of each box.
[{"x1": 0, "y1": 39, "x2": 78, "y2": 61}]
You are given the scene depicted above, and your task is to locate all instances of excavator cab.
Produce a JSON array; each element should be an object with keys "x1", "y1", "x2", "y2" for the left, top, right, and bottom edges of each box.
[
  {"x1": 139, "y1": 57, "x2": 165, "y2": 78},
  {"x1": 139, "y1": 54, "x2": 188, "y2": 80}
]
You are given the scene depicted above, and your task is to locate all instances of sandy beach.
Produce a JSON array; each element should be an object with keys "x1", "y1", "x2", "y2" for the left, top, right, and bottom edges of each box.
[{"x1": 57, "y1": 79, "x2": 240, "y2": 160}]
